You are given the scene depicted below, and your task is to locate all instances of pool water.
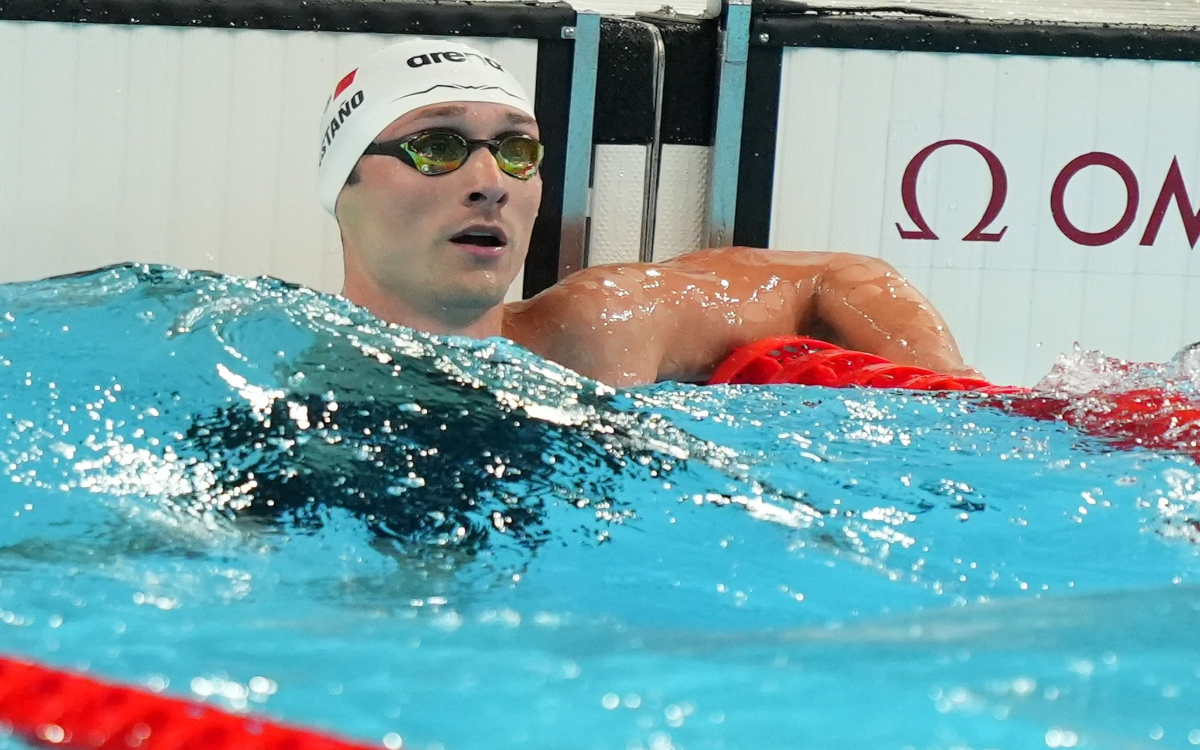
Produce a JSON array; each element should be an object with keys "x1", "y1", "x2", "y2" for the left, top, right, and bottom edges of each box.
[{"x1": 1, "y1": 264, "x2": 1198, "y2": 750}]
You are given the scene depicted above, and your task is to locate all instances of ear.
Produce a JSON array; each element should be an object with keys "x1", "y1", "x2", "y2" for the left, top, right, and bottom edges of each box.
[{"x1": 332, "y1": 164, "x2": 364, "y2": 228}]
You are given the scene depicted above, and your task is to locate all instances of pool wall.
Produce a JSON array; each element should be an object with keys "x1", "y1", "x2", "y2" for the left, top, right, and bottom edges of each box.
[
  {"x1": 0, "y1": 11, "x2": 562, "y2": 299},
  {"x1": 734, "y1": 11, "x2": 1200, "y2": 385},
  {"x1": 2, "y1": 0, "x2": 1198, "y2": 386}
]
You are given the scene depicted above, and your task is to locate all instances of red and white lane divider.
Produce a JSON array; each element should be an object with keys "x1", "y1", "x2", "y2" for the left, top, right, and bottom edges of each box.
[{"x1": 709, "y1": 336, "x2": 1200, "y2": 463}]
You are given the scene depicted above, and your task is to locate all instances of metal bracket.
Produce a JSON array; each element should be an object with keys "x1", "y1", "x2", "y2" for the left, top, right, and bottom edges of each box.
[
  {"x1": 558, "y1": 12, "x2": 602, "y2": 280},
  {"x1": 624, "y1": 19, "x2": 667, "y2": 264},
  {"x1": 707, "y1": 0, "x2": 752, "y2": 248}
]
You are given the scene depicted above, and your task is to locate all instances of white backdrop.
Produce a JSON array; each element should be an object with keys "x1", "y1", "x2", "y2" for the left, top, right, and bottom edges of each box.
[
  {"x1": 0, "y1": 22, "x2": 538, "y2": 298},
  {"x1": 0, "y1": 19, "x2": 717, "y2": 303},
  {"x1": 769, "y1": 47, "x2": 1200, "y2": 386}
]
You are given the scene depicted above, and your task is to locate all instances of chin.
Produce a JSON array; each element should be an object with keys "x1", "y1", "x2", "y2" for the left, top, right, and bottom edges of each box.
[
  {"x1": 469, "y1": 264, "x2": 522, "y2": 296},
  {"x1": 449, "y1": 279, "x2": 513, "y2": 311}
]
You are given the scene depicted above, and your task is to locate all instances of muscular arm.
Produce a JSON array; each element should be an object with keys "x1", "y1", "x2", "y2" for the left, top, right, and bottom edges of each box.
[
  {"x1": 660, "y1": 248, "x2": 974, "y2": 379},
  {"x1": 506, "y1": 247, "x2": 976, "y2": 387},
  {"x1": 808, "y1": 252, "x2": 970, "y2": 375}
]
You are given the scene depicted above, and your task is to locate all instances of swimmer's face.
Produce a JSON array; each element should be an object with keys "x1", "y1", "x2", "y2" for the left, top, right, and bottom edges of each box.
[{"x1": 336, "y1": 101, "x2": 541, "y2": 321}]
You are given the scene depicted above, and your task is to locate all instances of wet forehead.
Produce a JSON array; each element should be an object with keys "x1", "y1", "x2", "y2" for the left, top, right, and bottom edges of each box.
[{"x1": 377, "y1": 103, "x2": 538, "y2": 142}]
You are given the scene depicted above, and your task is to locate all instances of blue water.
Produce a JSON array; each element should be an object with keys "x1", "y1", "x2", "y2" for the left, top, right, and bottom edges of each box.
[{"x1": 1, "y1": 264, "x2": 1198, "y2": 750}]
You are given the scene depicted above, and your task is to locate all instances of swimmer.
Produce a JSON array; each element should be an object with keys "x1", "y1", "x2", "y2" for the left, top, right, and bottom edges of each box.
[{"x1": 319, "y1": 39, "x2": 980, "y2": 387}]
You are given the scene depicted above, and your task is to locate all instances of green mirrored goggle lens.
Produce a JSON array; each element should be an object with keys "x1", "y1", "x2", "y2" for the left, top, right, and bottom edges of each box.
[
  {"x1": 496, "y1": 137, "x2": 544, "y2": 179},
  {"x1": 399, "y1": 132, "x2": 543, "y2": 180},
  {"x1": 407, "y1": 133, "x2": 467, "y2": 167}
]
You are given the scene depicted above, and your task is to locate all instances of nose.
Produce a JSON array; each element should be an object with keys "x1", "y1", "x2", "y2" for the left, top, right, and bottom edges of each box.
[{"x1": 461, "y1": 147, "x2": 509, "y2": 209}]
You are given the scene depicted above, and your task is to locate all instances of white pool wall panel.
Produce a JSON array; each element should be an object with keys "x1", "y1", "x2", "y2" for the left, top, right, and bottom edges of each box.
[
  {"x1": 768, "y1": 46, "x2": 1200, "y2": 386},
  {"x1": 0, "y1": 21, "x2": 538, "y2": 300},
  {"x1": 589, "y1": 144, "x2": 712, "y2": 265}
]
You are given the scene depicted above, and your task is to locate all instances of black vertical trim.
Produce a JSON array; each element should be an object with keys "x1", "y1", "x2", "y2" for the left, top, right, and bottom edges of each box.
[
  {"x1": 732, "y1": 44, "x2": 782, "y2": 248},
  {"x1": 658, "y1": 17, "x2": 719, "y2": 145},
  {"x1": 591, "y1": 16, "x2": 718, "y2": 146},
  {"x1": 524, "y1": 36, "x2": 574, "y2": 298},
  {"x1": 594, "y1": 18, "x2": 656, "y2": 144}
]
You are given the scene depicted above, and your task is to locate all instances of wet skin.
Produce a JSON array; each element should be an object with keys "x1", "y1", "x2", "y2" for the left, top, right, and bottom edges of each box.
[
  {"x1": 335, "y1": 102, "x2": 542, "y2": 339},
  {"x1": 336, "y1": 103, "x2": 976, "y2": 388},
  {"x1": 505, "y1": 248, "x2": 974, "y2": 387}
]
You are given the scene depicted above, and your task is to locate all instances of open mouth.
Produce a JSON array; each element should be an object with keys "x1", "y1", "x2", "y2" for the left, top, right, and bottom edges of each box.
[{"x1": 450, "y1": 228, "x2": 507, "y2": 248}]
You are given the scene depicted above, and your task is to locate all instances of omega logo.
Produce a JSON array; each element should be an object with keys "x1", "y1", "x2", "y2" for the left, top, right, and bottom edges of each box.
[{"x1": 896, "y1": 139, "x2": 1200, "y2": 248}]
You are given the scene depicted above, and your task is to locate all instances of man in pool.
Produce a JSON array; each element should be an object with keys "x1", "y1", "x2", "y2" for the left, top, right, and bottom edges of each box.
[{"x1": 319, "y1": 39, "x2": 979, "y2": 387}]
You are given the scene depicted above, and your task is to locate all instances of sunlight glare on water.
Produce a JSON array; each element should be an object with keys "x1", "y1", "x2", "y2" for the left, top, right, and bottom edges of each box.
[{"x1": 0, "y1": 264, "x2": 1198, "y2": 750}]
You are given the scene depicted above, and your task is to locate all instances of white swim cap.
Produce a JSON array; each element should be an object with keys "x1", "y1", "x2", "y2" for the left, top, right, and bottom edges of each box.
[{"x1": 317, "y1": 38, "x2": 537, "y2": 215}]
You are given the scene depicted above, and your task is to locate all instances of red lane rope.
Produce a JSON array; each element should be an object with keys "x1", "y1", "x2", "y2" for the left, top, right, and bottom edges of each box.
[
  {"x1": 708, "y1": 336, "x2": 1200, "y2": 463},
  {"x1": 0, "y1": 655, "x2": 377, "y2": 750}
]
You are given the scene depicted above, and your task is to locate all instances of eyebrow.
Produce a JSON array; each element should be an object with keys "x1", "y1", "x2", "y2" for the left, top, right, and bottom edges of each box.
[
  {"x1": 506, "y1": 111, "x2": 537, "y2": 127},
  {"x1": 407, "y1": 104, "x2": 537, "y2": 129},
  {"x1": 408, "y1": 104, "x2": 468, "y2": 124}
]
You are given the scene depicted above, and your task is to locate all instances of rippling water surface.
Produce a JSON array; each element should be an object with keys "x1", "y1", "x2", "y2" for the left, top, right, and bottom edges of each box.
[{"x1": 1, "y1": 265, "x2": 1199, "y2": 750}]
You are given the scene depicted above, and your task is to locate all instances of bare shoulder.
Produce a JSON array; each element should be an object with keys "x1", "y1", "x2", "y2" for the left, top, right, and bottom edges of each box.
[
  {"x1": 502, "y1": 264, "x2": 664, "y2": 386},
  {"x1": 502, "y1": 250, "x2": 844, "y2": 384},
  {"x1": 505, "y1": 263, "x2": 652, "y2": 331},
  {"x1": 499, "y1": 249, "x2": 875, "y2": 385}
]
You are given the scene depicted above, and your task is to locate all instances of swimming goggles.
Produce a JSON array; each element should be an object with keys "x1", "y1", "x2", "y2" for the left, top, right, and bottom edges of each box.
[{"x1": 362, "y1": 130, "x2": 544, "y2": 180}]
